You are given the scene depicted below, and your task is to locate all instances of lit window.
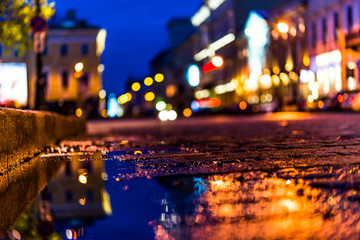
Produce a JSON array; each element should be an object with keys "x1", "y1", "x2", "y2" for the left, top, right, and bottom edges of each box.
[
  {"x1": 81, "y1": 44, "x2": 89, "y2": 55},
  {"x1": 60, "y1": 44, "x2": 68, "y2": 56}
]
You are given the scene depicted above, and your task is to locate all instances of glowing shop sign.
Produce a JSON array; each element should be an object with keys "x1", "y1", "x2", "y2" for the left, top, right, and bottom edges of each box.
[
  {"x1": 0, "y1": 62, "x2": 28, "y2": 106},
  {"x1": 187, "y1": 64, "x2": 201, "y2": 87},
  {"x1": 244, "y1": 11, "x2": 269, "y2": 86}
]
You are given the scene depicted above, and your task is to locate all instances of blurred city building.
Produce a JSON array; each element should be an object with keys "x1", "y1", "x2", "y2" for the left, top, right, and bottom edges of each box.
[
  {"x1": 45, "y1": 10, "x2": 106, "y2": 118},
  {"x1": 116, "y1": 0, "x2": 360, "y2": 117},
  {"x1": 0, "y1": 10, "x2": 106, "y2": 118},
  {"x1": 265, "y1": 1, "x2": 308, "y2": 110},
  {"x1": 307, "y1": 0, "x2": 360, "y2": 99}
]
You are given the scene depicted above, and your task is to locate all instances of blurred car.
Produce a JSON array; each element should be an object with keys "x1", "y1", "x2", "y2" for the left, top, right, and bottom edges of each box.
[{"x1": 329, "y1": 90, "x2": 360, "y2": 111}]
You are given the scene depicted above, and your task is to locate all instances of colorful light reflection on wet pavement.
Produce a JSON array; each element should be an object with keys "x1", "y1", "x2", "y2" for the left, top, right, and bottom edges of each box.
[{"x1": 4, "y1": 147, "x2": 360, "y2": 239}]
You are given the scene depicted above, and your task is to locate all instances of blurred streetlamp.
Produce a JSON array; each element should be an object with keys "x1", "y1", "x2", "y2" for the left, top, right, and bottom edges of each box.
[
  {"x1": 74, "y1": 62, "x2": 84, "y2": 72},
  {"x1": 33, "y1": 0, "x2": 47, "y2": 110},
  {"x1": 277, "y1": 22, "x2": 289, "y2": 34}
]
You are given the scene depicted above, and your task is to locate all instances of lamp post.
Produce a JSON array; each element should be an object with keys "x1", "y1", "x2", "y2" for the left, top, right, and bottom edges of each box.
[{"x1": 33, "y1": 0, "x2": 47, "y2": 110}]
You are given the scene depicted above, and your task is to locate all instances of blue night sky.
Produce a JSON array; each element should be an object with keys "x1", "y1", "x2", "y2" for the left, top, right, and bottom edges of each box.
[{"x1": 54, "y1": 0, "x2": 202, "y2": 96}]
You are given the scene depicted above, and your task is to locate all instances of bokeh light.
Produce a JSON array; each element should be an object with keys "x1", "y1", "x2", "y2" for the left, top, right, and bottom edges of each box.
[
  {"x1": 99, "y1": 89, "x2": 106, "y2": 99},
  {"x1": 239, "y1": 101, "x2": 247, "y2": 110},
  {"x1": 211, "y1": 56, "x2": 224, "y2": 67},
  {"x1": 132, "y1": 82, "x2": 141, "y2": 92},
  {"x1": 277, "y1": 22, "x2": 289, "y2": 34},
  {"x1": 183, "y1": 108, "x2": 192, "y2": 117},
  {"x1": 144, "y1": 77, "x2": 153, "y2": 86},
  {"x1": 145, "y1": 92, "x2": 155, "y2": 101},
  {"x1": 154, "y1": 73, "x2": 164, "y2": 82},
  {"x1": 75, "y1": 108, "x2": 82, "y2": 117},
  {"x1": 156, "y1": 101, "x2": 166, "y2": 111},
  {"x1": 74, "y1": 62, "x2": 84, "y2": 72}
]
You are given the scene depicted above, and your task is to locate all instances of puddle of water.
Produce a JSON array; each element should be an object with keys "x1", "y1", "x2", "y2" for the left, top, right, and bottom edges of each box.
[{"x1": 4, "y1": 139, "x2": 360, "y2": 239}]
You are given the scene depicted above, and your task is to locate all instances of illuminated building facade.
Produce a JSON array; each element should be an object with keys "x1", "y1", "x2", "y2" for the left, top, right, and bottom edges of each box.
[
  {"x1": 149, "y1": 0, "x2": 360, "y2": 115},
  {"x1": 0, "y1": 11, "x2": 106, "y2": 118},
  {"x1": 307, "y1": 0, "x2": 360, "y2": 99},
  {"x1": 190, "y1": 0, "x2": 292, "y2": 112},
  {"x1": 44, "y1": 11, "x2": 106, "y2": 117},
  {"x1": 265, "y1": 1, "x2": 308, "y2": 110}
]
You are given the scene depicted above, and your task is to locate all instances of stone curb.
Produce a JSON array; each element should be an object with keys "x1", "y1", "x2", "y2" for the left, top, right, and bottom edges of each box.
[{"x1": 0, "y1": 107, "x2": 86, "y2": 172}]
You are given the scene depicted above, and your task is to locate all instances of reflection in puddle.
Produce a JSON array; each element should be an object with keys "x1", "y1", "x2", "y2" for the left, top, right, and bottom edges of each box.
[
  {"x1": 6, "y1": 140, "x2": 360, "y2": 239},
  {"x1": 151, "y1": 171, "x2": 360, "y2": 239}
]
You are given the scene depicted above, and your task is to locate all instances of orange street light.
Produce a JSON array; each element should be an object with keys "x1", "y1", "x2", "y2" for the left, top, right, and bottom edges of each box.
[{"x1": 277, "y1": 22, "x2": 289, "y2": 34}]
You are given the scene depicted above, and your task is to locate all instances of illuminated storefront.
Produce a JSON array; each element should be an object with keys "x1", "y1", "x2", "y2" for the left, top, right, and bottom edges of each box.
[
  {"x1": 0, "y1": 62, "x2": 28, "y2": 107},
  {"x1": 309, "y1": 50, "x2": 342, "y2": 98}
]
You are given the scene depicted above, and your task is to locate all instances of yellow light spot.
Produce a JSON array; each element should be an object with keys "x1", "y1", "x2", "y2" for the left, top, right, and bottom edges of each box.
[
  {"x1": 285, "y1": 61, "x2": 293, "y2": 72},
  {"x1": 154, "y1": 73, "x2": 164, "y2": 82},
  {"x1": 303, "y1": 54, "x2": 310, "y2": 67},
  {"x1": 239, "y1": 101, "x2": 247, "y2": 110},
  {"x1": 118, "y1": 95, "x2": 126, "y2": 104},
  {"x1": 121, "y1": 140, "x2": 129, "y2": 145},
  {"x1": 98, "y1": 64, "x2": 105, "y2": 73},
  {"x1": 99, "y1": 89, "x2": 106, "y2": 99},
  {"x1": 126, "y1": 92, "x2": 132, "y2": 101},
  {"x1": 272, "y1": 75, "x2": 280, "y2": 86},
  {"x1": 74, "y1": 62, "x2": 84, "y2": 72},
  {"x1": 101, "y1": 109, "x2": 108, "y2": 118},
  {"x1": 289, "y1": 71, "x2": 298, "y2": 81},
  {"x1": 78, "y1": 174, "x2": 87, "y2": 184},
  {"x1": 145, "y1": 92, "x2": 155, "y2": 101},
  {"x1": 132, "y1": 82, "x2": 141, "y2": 92},
  {"x1": 277, "y1": 22, "x2": 289, "y2": 34},
  {"x1": 79, "y1": 198, "x2": 86, "y2": 205},
  {"x1": 280, "y1": 73, "x2": 290, "y2": 85},
  {"x1": 318, "y1": 100, "x2": 324, "y2": 109},
  {"x1": 273, "y1": 66, "x2": 280, "y2": 75},
  {"x1": 134, "y1": 150, "x2": 143, "y2": 155},
  {"x1": 183, "y1": 108, "x2": 192, "y2": 117},
  {"x1": 75, "y1": 108, "x2": 82, "y2": 117},
  {"x1": 144, "y1": 77, "x2": 153, "y2": 86}
]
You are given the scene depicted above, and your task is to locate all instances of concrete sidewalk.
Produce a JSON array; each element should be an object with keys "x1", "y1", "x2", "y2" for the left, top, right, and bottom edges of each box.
[{"x1": 0, "y1": 108, "x2": 86, "y2": 172}]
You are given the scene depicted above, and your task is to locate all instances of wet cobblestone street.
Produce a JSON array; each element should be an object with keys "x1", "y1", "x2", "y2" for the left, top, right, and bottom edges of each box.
[{"x1": 5, "y1": 112, "x2": 360, "y2": 239}]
